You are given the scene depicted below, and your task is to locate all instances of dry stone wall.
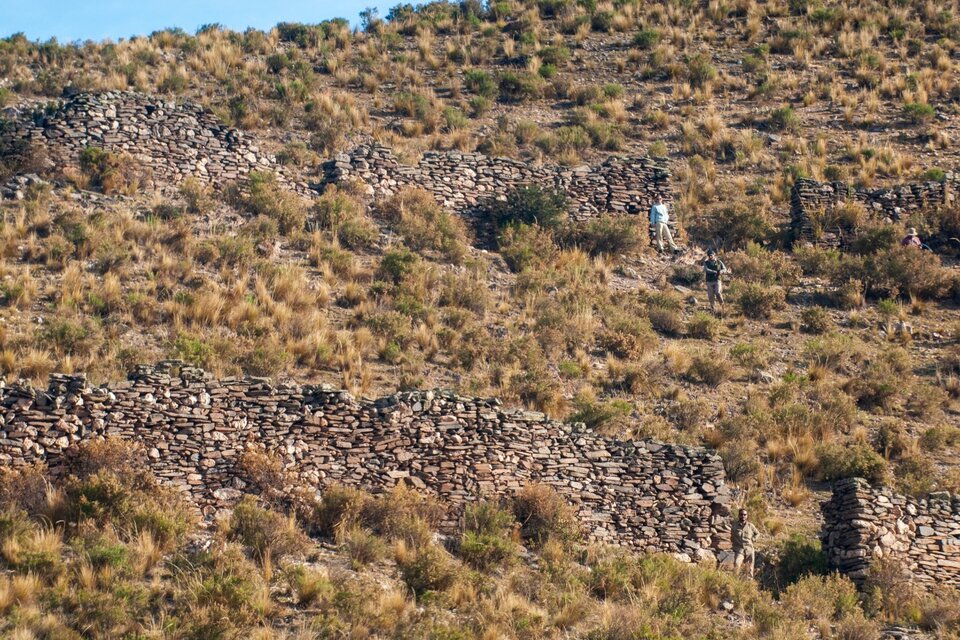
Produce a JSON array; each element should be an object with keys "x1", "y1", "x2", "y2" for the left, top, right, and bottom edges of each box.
[
  {"x1": 1, "y1": 91, "x2": 308, "y2": 192},
  {"x1": 0, "y1": 363, "x2": 732, "y2": 558},
  {"x1": 322, "y1": 144, "x2": 672, "y2": 222},
  {"x1": 822, "y1": 478, "x2": 960, "y2": 586},
  {"x1": 791, "y1": 175, "x2": 959, "y2": 248}
]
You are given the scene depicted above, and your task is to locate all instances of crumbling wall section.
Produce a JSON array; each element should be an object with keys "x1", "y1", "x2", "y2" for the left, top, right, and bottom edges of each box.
[
  {"x1": 790, "y1": 176, "x2": 958, "y2": 248},
  {"x1": 822, "y1": 478, "x2": 960, "y2": 586},
  {"x1": 0, "y1": 363, "x2": 731, "y2": 558},
  {"x1": 322, "y1": 144, "x2": 672, "y2": 221},
  {"x1": 1, "y1": 91, "x2": 309, "y2": 192}
]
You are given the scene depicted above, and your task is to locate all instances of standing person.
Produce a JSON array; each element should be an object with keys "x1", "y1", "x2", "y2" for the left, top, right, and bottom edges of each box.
[
  {"x1": 649, "y1": 195, "x2": 680, "y2": 254},
  {"x1": 732, "y1": 508, "x2": 760, "y2": 578},
  {"x1": 703, "y1": 249, "x2": 727, "y2": 317}
]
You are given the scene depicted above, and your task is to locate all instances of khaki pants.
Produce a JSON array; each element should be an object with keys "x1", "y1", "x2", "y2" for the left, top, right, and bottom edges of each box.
[
  {"x1": 654, "y1": 222, "x2": 678, "y2": 251},
  {"x1": 734, "y1": 546, "x2": 755, "y2": 576},
  {"x1": 706, "y1": 280, "x2": 723, "y2": 308}
]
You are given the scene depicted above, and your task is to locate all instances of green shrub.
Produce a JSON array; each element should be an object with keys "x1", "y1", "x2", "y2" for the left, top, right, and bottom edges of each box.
[
  {"x1": 309, "y1": 485, "x2": 369, "y2": 537},
  {"x1": 817, "y1": 443, "x2": 888, "y2": 484},
  {"x1": 380, "y1": 188, "x2": 470, "y2": 263},
  {"x1": 244, "y1": 171, "x2": 307, "y2": 234},
  {"x1": 569, "y1": 393, "x2": 633, "y2": 431},
  {"x1": 497, "y1": 222, "x2": 557, "y2": 272},
  {"x1": 795, "y1": 246, "x2": 842, "y2": 277},
  {"x1": 464, "y1": 69, "x2": 497, "y2": 97},
  {"x1": 78, "y1": 146, "x2": 146, "y2": 195},
  {"x1": 377, "y1": 247, "x2": 420, "y2": 285},
  {"x1": 632, "y1": 28, "x2": 660, "y2": 49},
  {"x1": 557, "y1": 217, "x2": 646, "y2": 256},
  {"x1": 903, "y1": 102, "x2": 935, "y2": 124},
  {"x1": 769, "y1": 106, "x2": 798, "y2": 131},
  {"x1": 599, "y1": 308, "x2": 658, "y2": 359},
  {"x1": 498, "y1": 71, "x2": 543, "y2": 102},
  {"x1": 800, "y1": 307, "x2": 832, "y2": 334},
  {"x1": 836, "y1": 245, "x2": 951, "y2": 299},
  {"x1": 591, "y1": 10, "x2": 614, "y2": 32},
  {"x1": 920, "y1": 425, "x2": 960, "y2": 452},
  {"x1": 687, "y1": 53, "x2": 717, "y2": 87},
  {"x1": 60, "y1": 471, "x2": 193, "y2": 549},
  {"x1": 776, "y1": 533, "x2": 827, "y2": 587},
  {"x1": 396, "y1": 544, "x2": 456, "y2": 596},
  {"x1": 671, "y1": 263, "x2": 703, "y2": 286},
  {"x1": 458, "y1": 501, "x2": 518, "y2": 570},
  {"x1": 700, "y1": 205, "x2": 775, "y2": 250},
  {"x1": 736, "y1": 283, "x2": 786, "y2": 319},
  {"x1": 512, "y1": 484, "x2": 580, "y2": 547},
  {"x1": 649, "y1": 307, "x2": 684, "y2": 336},
  {"x1": 227, "y1": 495, "x2": 309, "y2": 562},
  {"x1": 781, "y1": 573, "x2": 862, "y2": 621},
  {"x1": 687, "y1": 312, "x2": 720, "y2": 340},
  {"x1": 313, "y1": 186, "x2": 378, "y2": 249},
  {"x1": 489, "y1": 185, "x2": 567, "y2": 230},
  {"x1": 340, "y1": 526, "x2": 386, "y2": 566},
  {"x1": 686, "y1": 350, "x2": 733, "y2": 386},
  {"x1": 443, "y1": 106, "x2": 468, "y2": 130}
]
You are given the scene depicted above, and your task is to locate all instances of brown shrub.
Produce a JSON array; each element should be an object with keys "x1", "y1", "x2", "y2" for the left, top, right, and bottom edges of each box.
[
  {"x1": 379, "y1": 188, "x2": 470, "y2": 264},
  {"x1": 67, "y1": 437, "x2": 149, "y2": 485},
  {"x1": 512, "y1": 484, "x2": 580, "y2": 548},
  {"x1": 227, "y1": 495, "x2": 310, "y2": 563},
  {"x1": 0, "y1": 464, "x2": 49, "y2": 516}
]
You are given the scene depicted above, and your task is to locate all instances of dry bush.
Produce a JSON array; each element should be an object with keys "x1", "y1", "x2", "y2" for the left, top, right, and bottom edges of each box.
[
  {"x1": 735, "y1": 283, "x2": 786, "y2": 319},
  {"x1": 512, "y1": 484, "x2": 580, "y2": 548},
  {"x1": 0, "y1": 464, "x2": 49, "y2": 516},
  {"x1": 226, "y1": 495, "x2": 310, "y2": 563},
  {"x1": 240, "y1": 171, "x2": 308, "y2": 234},
  {"x1": 236, "y1": 448, "x2": 294, "y2": 509},
  {"x1": 686, "y1": 349, "x2": 733, "y2": 386},
  {"x1": 312, "y1": 185, "x2": 379, "y2": 249},
  {"x1": 67, "y1": 437, "x2": 148, "y2": 484},
  {"x1": 75, "y1": 147, "x2": 151, "y2": 195},
  {"x1": 379, "y1": 188, "x2": 470, "y2": 263}
]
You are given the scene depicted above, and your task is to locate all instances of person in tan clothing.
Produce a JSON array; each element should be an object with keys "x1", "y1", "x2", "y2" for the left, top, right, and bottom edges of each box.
[{"x1": 732, "y1": 508, "x2": 760, "y2": 577}]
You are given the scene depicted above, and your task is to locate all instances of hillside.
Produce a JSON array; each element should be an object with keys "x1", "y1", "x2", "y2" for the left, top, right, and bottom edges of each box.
[{"x1": 1, "y1": 0, "x2": 960, "y2": 637}]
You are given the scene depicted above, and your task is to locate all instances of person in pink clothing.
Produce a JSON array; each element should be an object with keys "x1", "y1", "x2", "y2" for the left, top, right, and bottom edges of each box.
[{"x1": 901, "y1": 227, "x2": 922, "y2": 248}]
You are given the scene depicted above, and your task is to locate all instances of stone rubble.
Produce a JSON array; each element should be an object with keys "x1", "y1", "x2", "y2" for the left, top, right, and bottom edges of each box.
[
  {"x1": 0, "y1": 362, "x2": 732, "y2": 558},
  {"x1": 822, "y1": 478, "x2": 960, "y2": 586}
]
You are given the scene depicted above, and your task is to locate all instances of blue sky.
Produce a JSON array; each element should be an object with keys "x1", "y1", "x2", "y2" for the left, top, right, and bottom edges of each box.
[{"x1": 4, "y1": 1, "x2": 397, "y2": 42}]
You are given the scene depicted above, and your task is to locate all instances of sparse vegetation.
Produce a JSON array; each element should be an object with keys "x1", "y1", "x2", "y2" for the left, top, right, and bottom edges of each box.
[{"x1": 2, "y1": 1, "x2": 960, "y2": 633}]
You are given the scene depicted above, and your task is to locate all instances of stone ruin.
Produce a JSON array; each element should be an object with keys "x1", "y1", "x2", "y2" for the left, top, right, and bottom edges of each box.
[
  {"x1": 0, "y1": 363, "x2": 731, "y2": 560},
  {"x1": 822, "y1": 478, "x2": 960, "y2": 587},
  {"x1": 791, "y1": 175, "x2": 959, "y2": 249},
  {"x1": 0, "y1": 91, "x2": 310, "y2": 193},
  {"x1": 5, "y1": 362, "x2": 960, "y2": 585},
  {"x1": 321, "y1": 143, "x2": 672, "y2": 222}
]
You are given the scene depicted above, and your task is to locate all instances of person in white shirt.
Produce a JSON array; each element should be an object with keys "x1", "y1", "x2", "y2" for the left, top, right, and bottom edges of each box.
[{"x1": 649, "y1": 195, "x2": 679, "y2": 254}]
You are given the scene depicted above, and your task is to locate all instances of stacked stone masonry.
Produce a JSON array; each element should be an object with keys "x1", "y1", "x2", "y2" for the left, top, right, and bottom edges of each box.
[
  {"x1": 322, "y1": 144, "x2": 673, "y2": 222},
  {"x1": 791, "y1": 175, "x2": 959, "y2": 248},
  {"x1": 1, "y1": 91, "x2": 309, "y2": 193},
  {"x1": 822, "y1": 478, "x2": 960, "y2": 586},
  {"x1": 0, "y1": 363, "x2": 731, "y2": 558}
]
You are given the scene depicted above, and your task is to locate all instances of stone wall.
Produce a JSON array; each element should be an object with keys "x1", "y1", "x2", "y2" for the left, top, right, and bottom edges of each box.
[
  {"x1": 822, "y1": 478, "x2": 960, "y2": 586},
  {"x1": 322, "y1": 144, "x2": 672, "y2": 222},
  {"x1": 0, "y1": 363, "x2": 731, "y2": 558},
  {"x1": 791, "y1": 176, "x2": 958, "y2": 248},
  {"x1": 1, "y1": 91, "x2": 308, "y2": 192}
]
